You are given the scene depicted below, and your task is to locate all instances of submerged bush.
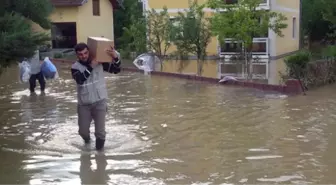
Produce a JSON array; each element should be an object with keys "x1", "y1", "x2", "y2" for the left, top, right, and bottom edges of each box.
[
  {"x1": 284, "y1": 50, "x2": 312, "y2": 73},
  {"x1": 282, "y1": 49, "x2": 336, "y2": 89}
]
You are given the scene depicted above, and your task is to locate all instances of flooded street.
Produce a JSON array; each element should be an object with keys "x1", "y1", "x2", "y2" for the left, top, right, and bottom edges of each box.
[{"x1": 1, "y1": 62, "x2": 336, "y2": 184}]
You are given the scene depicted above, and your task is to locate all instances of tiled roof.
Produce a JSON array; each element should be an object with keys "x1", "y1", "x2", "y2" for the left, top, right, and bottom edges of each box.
[{"x1": 50, "y1": 0, "x2": 87, "y2": 6}]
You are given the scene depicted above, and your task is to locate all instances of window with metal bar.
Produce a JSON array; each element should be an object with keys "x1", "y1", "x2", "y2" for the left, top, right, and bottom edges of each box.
[{"x1": 93, "y1": 0, "x2": 100, "y2": 16}]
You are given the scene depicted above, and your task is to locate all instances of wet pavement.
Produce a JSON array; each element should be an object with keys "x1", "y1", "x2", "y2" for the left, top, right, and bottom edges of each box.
[{"x1": 0, "y1": 62, "x2": 336, "y2": 184}]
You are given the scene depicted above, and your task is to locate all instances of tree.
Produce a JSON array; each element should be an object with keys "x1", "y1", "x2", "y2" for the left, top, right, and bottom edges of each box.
[
  {"x1": 114, "y1": 0, "x2": 145, "y2": 55},
  {"x1": 0, "y1": 0, "x2": 53, "y2": 74},
  {"x1": 207, "y1": 0, "x2": 287, "y2": 80},
  {"x1": 321, "y1": 0, "x2": 336, "y2": 40},
  {"x1": 301, "y1": 0, "x2": 335, "y2": 43},
  {"x1": 146, "y1": 7, "x2": 173, "y2": 70},
  {"x1": 171, "y1": 2, "x2": 212, "y2": 75},
  {"x1": 120, "y1": 17, "x2": 147, "y2": 57}
]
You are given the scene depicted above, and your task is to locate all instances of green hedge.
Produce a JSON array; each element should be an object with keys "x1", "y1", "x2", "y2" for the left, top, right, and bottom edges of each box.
[{"x1": 282, "y1": 48, "x2": 336, "y2": 89}]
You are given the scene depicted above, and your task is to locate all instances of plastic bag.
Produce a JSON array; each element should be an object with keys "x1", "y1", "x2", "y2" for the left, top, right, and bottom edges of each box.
[
  {"x1": 133, "y1": 53, "x2": 161, "y2": 74},
  {"x1": 41, "y1": 57, "x2": 58, "y2": 80},
  {"x1": 219, "y1": 76, "x2": 238, "y2": 83},
  {"x1": 18, "y1": 61, "x2": 31, "y2": 83}
]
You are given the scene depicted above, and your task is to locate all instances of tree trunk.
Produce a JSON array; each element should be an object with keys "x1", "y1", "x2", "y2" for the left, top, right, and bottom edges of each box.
[
  {"x1": 158, "y1": 55, "x2": 164, "y2": 72},
  {"x1": 245, "y1": 50, "x2": 253, "y2": 81},
  {"x1": 248, "y1": 54, "x2": 253, "y2": 80},
  {"x1": 197, "y1": 59, "x2": 203, "y2": 76},
  {"x1": 160, "y1": 60, "x2": 163, "y2": 71},
  {"x1": 244, "y1": 52, "x2": 249, "y2": 80}
]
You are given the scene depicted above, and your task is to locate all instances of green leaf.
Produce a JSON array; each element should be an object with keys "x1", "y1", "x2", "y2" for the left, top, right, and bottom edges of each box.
[
  {"x1": 207, "y1": 0, "x2": 287, "y2": 50},
  {"x1": 169, "y1": 1, "x2": 212, "y2": 60},
  {"x1": 146, "y1": 7, "x2": 172, "y2": 57},
  {"x1": 0, "y1": 0, "x2": 52, "y2": 73}
]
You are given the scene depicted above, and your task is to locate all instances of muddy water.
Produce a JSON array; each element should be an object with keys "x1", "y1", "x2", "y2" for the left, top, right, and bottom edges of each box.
[{"x1": 0, "y1": 63, "x2": 336, "y2": 184}]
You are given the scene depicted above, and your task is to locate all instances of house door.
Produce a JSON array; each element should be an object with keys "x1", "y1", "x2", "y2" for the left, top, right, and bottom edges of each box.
[{"x1": 51, "y1": 22, "x2": 77, "y2": 49}]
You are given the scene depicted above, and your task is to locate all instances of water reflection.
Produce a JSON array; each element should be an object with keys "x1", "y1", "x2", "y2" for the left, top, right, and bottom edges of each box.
[{"x1": 79, "y1": 153, "x2": 109, "y2": 184}]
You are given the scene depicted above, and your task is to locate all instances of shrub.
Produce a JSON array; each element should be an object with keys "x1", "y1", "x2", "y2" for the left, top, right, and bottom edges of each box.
[
  {"x1": 284, "y1": 50, "x2": 312, "y2": 71},
  {"x1": 282, "y1": 49, "x2": 336, "y2": 89},
  {"x1": 284, "y1": 50, "x2": 311, "y2": 79}
]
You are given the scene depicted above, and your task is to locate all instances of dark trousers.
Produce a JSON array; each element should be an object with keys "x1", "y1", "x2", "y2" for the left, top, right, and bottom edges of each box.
[
  {"x1": 29, "y1": 72, "x2": 46, "y2": 93},
  {"x1": 77, "y1": 99, "x2": 107, "y2": 140}
]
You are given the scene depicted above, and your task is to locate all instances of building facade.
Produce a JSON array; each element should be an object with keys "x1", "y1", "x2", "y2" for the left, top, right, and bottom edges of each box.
[
  {"x1": 141, "y1": 0, "x2": 300, "y2": 84},
  {"x1": 32, "y1": 0, "x2": 120, "y2": 49}
]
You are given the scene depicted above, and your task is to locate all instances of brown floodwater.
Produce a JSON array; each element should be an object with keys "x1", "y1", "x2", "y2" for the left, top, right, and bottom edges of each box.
[{"x1": 0, "y1": 62, "x2": 336, "y2": 184}]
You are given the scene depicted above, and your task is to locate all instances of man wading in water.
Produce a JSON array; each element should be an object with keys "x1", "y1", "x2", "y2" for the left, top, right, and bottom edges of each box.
[
  {"x1": 28, "y1": 50, "x2": 46, "y2": 95},
  {"x1": 71, "y1": 43, "x2": 121, "y2": 151}
]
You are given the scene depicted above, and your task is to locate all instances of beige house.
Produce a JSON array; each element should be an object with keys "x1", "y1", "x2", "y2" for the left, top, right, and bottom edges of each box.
[
  {"x1": 141, "y1": 0, "x2": 300, "y2": 84},
  {"x1": 32, "y1": 0, "x2": 121, "y2": 49}
]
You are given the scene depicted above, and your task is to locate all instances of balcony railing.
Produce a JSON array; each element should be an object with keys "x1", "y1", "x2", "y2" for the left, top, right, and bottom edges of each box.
[
  {"x1": 224, "y1": 0, "x2": 267, "y2": 4},
  {"x1": 218, "y1": 61, "x2": 268, "y2": 80},
  {"x1": 222, "y1": 0, "x2": 269, "y2": 10},
  {"x1": 219, "y1": 37, "x2": 269, "y2": 60}
]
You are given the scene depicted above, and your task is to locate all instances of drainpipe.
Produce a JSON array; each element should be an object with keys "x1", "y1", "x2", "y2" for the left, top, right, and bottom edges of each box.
[
  {"x1": 299, "y1": 0, "x2": 303, "y2": 49},
  {"x1": 142, "y1": 0, "x2": 150, "y2": 52}
]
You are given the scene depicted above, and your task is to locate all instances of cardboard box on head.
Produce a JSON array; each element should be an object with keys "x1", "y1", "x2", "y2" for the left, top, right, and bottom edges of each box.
[{"x1": 87, "y1": 36, "x2": 114, "y2": 63}]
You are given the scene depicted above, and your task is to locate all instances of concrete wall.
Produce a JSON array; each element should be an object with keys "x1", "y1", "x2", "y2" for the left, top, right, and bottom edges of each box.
[
  {"x1": 268, "y1": 58, "x2": 287, "y2": 85},
  {"x1": 273, "y1": 11, "x2": 300, "y2": 56},
  {"x1": 77, "y1": 0, "x2": 114, "y2": 42},
  {"x1": 162, "y1": 60, "x2": 218, "y2": 78},
  {"x1": 276, "y1": 0, "x2": 300, "y2": 10},
  {"x1": 148, "y1": 0, "x2": 208, "y2": 9},
  {"x1": 272, "y1": 0, "x2": 300, "y2": 56},
  {"x1": 50, "y1": 7, "x2": 79, "y2": 23},
  {"x1": 268, "y1": 0, "x2": 300, "y2": 85}
]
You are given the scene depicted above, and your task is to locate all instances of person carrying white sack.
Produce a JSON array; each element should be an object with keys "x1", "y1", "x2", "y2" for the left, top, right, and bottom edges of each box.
[{"x1": 28, "y1": 50, "x2": 46, "y2": 95}]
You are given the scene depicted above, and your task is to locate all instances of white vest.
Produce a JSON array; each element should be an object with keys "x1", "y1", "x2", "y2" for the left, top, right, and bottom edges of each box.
[{"x1": 72, "y1": 62, "x2": 108, "y2": 105}]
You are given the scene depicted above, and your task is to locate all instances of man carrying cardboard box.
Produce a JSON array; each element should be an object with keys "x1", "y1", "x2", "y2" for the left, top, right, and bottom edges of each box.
[{"x1": 71, "y1": 42, "x2": 121, "y2": 151}]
